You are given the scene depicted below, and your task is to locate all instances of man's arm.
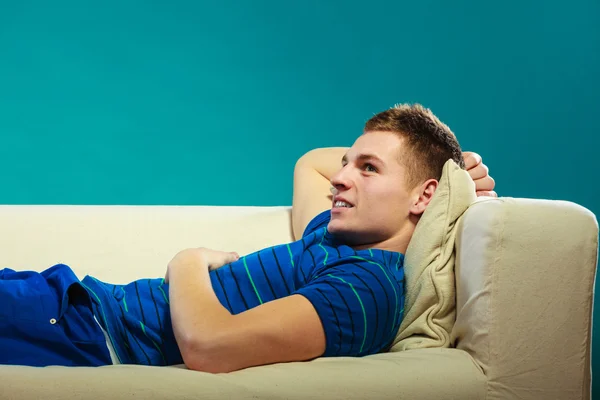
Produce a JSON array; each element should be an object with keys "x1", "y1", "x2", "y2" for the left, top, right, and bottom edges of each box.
[
  {"x1": 292, "y1": 147, "x2": 348, "y2": 240},
  {"x1": 167, "y1": 248, "x2": 326, "y2": 373}
]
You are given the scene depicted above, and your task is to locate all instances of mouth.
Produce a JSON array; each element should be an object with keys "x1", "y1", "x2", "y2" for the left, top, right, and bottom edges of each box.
[{"x1": 332, "y1": 199, "x2": 354, "y2": 211}]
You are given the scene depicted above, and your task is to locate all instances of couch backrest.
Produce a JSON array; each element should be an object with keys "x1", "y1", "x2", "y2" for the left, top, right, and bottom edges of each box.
[{"x1": 0, "y1": 205, "x2": 294, "y2": 283}]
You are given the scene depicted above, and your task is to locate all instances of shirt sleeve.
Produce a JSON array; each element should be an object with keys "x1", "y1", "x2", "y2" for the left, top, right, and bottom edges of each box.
[
  {"x1": 294, "y1": 255, "x2": 404, "y2": 357},
  {"x1": 302, "y1": 210, "x2": 331, "y2": 238}
]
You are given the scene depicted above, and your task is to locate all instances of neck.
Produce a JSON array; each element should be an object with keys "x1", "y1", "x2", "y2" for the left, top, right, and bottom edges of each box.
[{"x1": 351, "y1": 216, "x2": 417, "y2": 254}]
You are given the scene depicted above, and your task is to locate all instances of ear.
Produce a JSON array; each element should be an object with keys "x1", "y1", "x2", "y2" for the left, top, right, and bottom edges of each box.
[{"x1": 409, "y1": 178, "x2": 438, "y2": 216}]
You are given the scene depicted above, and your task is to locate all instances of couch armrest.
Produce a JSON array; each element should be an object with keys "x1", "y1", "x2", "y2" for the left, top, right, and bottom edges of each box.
[{"x1": 451, "y1": 197, "x2": 598, "y2": 400}]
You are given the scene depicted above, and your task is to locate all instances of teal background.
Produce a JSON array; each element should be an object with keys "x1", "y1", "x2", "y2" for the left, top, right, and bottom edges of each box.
[{"x1": 1, "y1": 0, "x2": 598, "y2": 391}]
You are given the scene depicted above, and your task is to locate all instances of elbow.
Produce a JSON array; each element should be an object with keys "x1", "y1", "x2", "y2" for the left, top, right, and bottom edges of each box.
[
  {"x1": 184, "y1": 355, "x2": 231, "y2": 374},
  {"x1": 180, "y1": 337, "x2": 236, "y2": 374}
]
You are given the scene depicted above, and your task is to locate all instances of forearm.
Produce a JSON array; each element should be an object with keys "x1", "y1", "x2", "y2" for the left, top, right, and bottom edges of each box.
[
  {"x1": 291, "y1": 147, "x2": 348, "y2": 240},
  {"x1": 296, "y1": 147, "x2": 348, "y2": 181},
  {"x1": 168, "y1": 260, "x2": 233, "y2": 367}
]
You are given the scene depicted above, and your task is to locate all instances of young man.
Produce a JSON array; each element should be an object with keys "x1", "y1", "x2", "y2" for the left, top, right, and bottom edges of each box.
[{"x1": 0, "y1": 104, "x2": 495, "y2": 373}]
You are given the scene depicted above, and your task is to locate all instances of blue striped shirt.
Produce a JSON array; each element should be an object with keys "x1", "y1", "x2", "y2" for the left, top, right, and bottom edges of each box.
[{"x1": 82, "y1": 209, "x2": 405, "y2": 365}]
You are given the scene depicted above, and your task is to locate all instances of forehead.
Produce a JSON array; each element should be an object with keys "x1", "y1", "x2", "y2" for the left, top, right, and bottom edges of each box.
[{"x1": 348, "y1": 131, "x2": 404, "y2": 162}]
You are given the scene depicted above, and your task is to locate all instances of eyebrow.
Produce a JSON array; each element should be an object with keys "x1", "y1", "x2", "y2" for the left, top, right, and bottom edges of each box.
[{"x1": 341, "y1": 153, "x2": 386, "y2": 166}]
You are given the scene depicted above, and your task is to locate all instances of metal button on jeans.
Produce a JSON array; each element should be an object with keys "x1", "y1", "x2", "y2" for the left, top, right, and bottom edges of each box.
[{"x1": 49, "y1": 318, "x2": 57, "y2": 324}]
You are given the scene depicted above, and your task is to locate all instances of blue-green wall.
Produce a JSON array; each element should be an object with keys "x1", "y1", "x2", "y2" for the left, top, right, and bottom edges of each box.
[{"x1": 1, "y1": 0, "x2": 598, "y2": 390}]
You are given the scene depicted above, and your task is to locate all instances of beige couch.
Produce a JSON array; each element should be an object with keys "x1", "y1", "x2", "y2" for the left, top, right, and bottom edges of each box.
[{"x1": 0, "y1": 197, "x2": 597, "y2": 399}]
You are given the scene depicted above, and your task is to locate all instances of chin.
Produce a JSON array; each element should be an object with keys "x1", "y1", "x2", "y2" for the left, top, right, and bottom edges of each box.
[
  {"x1": 327, "y1": 218, "x2": 347, "y2": 233},
  {"x1": 327, "y1": 221, "x2": 359, "y2": 241},
  {"x1": 326, "y1": 222, "x2": 341, "y2": 235}
]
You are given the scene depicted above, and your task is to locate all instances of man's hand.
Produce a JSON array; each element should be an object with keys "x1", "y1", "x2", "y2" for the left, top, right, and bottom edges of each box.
[
  {"x1": 463, "y1": 152, "x2": 497, "y2": 197},
  {"x1": 165, "y1": 248, "x2": 240, "y2": 283}
]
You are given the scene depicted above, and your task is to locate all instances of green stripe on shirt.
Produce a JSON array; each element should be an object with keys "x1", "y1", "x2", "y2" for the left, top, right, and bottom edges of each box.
[
  {"x1": 243, "y1": 257, "x2": 263, "y2": 304},
  {"x1": 318, "y1": 230, "x2": 329, "y2": 266},
  {"x1": 157, "y1": 284, "x2": 169, "y2": 305},
  {"x1": 121, "y1": 287, "x2": 129, "y2": 312},
  {"x1": 139, "y1": 321, "x2": 167, "y2": 365},
  {"x1": 286, "y1": 244, "x2": 295, "y2": 267}
]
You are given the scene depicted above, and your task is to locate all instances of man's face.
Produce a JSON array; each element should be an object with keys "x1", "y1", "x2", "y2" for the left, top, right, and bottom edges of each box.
[{"x1": 328, "y1": 131, "x2": 415, "y2": 246}]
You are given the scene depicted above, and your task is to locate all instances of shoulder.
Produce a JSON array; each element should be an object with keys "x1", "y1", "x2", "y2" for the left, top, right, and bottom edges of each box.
[
  {"x1": 322, "y1": 250, "x2": 404, "y2": 290},
  {"x1": 313, "y1": 246, "x2": 404, "y2": 281},
  {"x1": 293, "y1": 250, "x2": 405, "y2": 357}
]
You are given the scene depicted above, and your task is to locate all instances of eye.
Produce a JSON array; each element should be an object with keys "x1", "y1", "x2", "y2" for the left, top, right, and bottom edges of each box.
[{"x1": 364, "y1": 163, "x2": 377, "y2": 172}]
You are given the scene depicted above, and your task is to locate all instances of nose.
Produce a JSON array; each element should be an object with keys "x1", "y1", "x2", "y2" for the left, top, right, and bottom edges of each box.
[{"x1": 330, "y1": 166, "x2": 352, "y2": 192}]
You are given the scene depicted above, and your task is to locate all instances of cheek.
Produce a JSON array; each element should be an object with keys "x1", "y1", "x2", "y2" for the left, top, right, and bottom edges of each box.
[{"x1": 363, "y1": 189, "x2": 409, "y2": 217}]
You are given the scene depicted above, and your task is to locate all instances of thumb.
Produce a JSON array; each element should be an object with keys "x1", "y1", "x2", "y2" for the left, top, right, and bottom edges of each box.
[{"x1": 230, "y1": 252, "x2": 240, "y2": 261}]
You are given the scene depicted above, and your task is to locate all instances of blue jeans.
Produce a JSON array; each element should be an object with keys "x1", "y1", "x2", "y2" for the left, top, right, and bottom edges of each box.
[{"x1": 0, "y1": 264, "x2": 112, "y2": 366}]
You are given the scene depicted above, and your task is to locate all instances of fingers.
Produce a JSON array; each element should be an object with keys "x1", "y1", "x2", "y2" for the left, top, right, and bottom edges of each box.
[
  {"x1": 474, "y1": 176, "x2": 495, "y2": 192},
  {"x1": 463, "y1": 151, "x2": 496, "y2": 194},
  {"x1": 468, "y1": 163, "x2": 489, "y2": 181},
  {"x1": 463, "y1": 152, "x2": 482, "y2": 170},
  {"x1": 476, "y1": 190, "x2": 498, "y2": 198}
]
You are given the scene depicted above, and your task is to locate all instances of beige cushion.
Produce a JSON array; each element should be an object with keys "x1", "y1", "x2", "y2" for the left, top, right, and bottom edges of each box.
[
  {"x1": 392, "y1": 159, "x2": 476, "y2": 351},
  {"x1": 1, "y1": 349, "x2": 486, "y2": 400}
]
